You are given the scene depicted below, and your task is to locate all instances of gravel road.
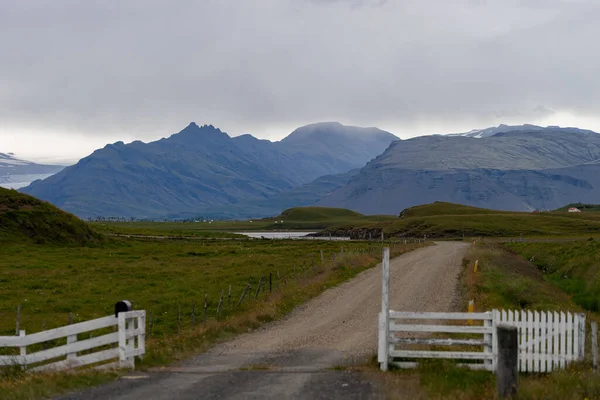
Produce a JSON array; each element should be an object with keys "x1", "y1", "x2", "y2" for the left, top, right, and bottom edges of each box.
[{"x1": 59, "y1": 242, "x2": 469, "y2": 400}]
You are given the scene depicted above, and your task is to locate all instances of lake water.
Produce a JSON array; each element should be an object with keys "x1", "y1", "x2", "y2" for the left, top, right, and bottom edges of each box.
[{"x1": 235, "y1": 231, "x2": 350, "y2": 240}]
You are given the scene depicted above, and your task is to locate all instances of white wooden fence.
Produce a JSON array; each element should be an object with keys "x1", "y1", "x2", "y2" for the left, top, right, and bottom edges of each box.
[
  {"x1": 0, "y1": 310, "x2": 145, "y2": 372},
  {"x1": 494, "y1": 309, "x2": 585, "y2": 373},
  {"x1": 377, "y1": 247, "x2": 587, "y2": 373}
]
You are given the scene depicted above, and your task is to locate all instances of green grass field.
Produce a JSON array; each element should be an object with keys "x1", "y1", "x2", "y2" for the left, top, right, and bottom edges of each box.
[
  {"x1": 319, "y1": 202, "x2": 600, "y2": 239},
  {"x1": 0, "y1": 239, "x2": 400, "y2": 337}
]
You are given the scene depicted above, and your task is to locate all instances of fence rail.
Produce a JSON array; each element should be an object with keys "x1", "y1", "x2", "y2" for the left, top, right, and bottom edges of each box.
[{"x1": 0, "y1": 310, "x2": 145, "y2": 372}]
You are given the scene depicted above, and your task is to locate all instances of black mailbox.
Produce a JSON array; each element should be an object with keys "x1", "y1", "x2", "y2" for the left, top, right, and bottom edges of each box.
[{"x1": 115, "y1": 300, "x2": 133, "y2": 317}]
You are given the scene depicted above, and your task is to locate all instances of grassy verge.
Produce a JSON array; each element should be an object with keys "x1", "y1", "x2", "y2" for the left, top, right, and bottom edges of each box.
[
  {"x1": 505, "y1": 240, "x2": 600, "y2": 312},
  {"x1": 0, "y1": 238, "x2": 424, "y2": 399}
]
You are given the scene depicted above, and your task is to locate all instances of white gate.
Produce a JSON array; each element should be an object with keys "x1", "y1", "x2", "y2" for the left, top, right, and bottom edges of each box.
[
  {"x1": 0, "y1": 310, "x2": 146, "y2": 372},
  {"x1": 377, "y1": 247, "x2": 586, "y2": 373},
  {"x1": 382, "y1": 310, "x2": 494, "y2": 371}
]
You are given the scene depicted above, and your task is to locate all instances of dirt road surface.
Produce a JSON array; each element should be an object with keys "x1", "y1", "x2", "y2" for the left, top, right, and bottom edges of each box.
[{"x1": 59, "y1": 242, "x2": 469, "y2": 400}]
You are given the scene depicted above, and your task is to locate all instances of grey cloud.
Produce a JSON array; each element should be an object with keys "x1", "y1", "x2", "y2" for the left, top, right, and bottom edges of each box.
[
  {"x1": 308, "y1": 0, "x2": 388, "y2": 8},
  {"x1": 1, "y1": 0, "x2": 600, "y2": 147}
]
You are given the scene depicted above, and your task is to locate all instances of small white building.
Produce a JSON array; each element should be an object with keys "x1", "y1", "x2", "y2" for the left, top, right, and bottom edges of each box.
[{"x1": 568, "y1": 207, "x2": 581, "y2": 213}]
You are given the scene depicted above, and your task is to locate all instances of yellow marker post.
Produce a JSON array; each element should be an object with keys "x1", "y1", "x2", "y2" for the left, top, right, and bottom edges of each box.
[
  {"x1": 467, "y1": 299, "x2": 474, "y2": 325},
  {"x1": 474, "y1": 260, "x2": 479, "y2": 273}
]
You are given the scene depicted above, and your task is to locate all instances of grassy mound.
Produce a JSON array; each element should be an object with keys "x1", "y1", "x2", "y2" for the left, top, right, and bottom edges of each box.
[
  {"x1": 277, "y1": 206, "x2": 363, "y2": 221},
  {"x1": 324, "y1": 202, "x2": 600, "y2": 238},
  {"x1": 267, "y1": 207, "x2": 395, "y2": 230},
  {"x1": 0, "y1": 188, "x2": 103, "y2": 245},
  {"x1": 399, "y1": 201, "x2": 508, "y2": 218}
]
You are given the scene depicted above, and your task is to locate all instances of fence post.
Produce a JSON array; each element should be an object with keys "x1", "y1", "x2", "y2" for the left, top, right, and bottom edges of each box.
[
  {"x1": 320, "y1": 250, "x2": 324, "y2": 265},
  {"x1": 496, "y1": 325, "x2": 519, "y2": 398},
  {"x1": 592, "y1": 321, "x2": 598, "y2": 371},
  {"x1": 16, "y1": 304, "x2": 21, "y2": 336},
  {"x1": 483, "y1": 311, "x2": 494, "y2": 371},
  {"x1": 254, "y1": 277, "x2": 263, "y2": 300},
  {"x1": 19, "y1": 330, "x2": 27, "y2": 369},
  {"x1": 137, "y1": 311, "x2": 146, "y2": 361},
  {"x1": 238, "y1": 284, "x2": 250, "y2": 306},
  {"x1": 378, "y1": 247, "x2": 390, "y2": 371},
  {"x1": 578, "y1": 313, "x2": 586, "y2": 361},
  {"x1": 467, "y1": 300, "x2": 474, "y2": 325},
  {"x1": 148, "y1": 311, "x2": 153, "y2": 339},
  {"x1": 67, "y1": 334, "x2": 77, "y2": 362},
  {"x1": 217, "y1": 290, "x2": 224, "y2": 317},
  {"x1": 269, "y1": 273, "x2": 272, "y2": 294},
  {"x1": 203, "y1": 294, "x2": 208, "y2": 322},
  {"x1": 118, "y1": 313, "x2": 128, "y2": 369},
  {"x1": 66, "y1": 313, "x2": 77, "y2": 363},
  {"x1": 177, "y1": 304, "x2": 181, "y2": 336}
]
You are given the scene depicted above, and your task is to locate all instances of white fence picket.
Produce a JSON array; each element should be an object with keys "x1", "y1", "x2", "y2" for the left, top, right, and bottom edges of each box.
[
  {"x1": 552, "y1": 312, "x2": 560, "y2": 369},
  {"x1": 578, "y1": 313, "x2": 586, "y2": 360},
  {"x1": 547, "y1": 311, "x2": 554, "y2": 371},
  {"x1": 534, "y1": 311, "x2": 540, "y2": 372},
  {"x1": 492, "y1": 310, "x2": 499, "y2": 371},
  {"x1": 540, "y1": 311, "x2": 547, "y2": 373},
  {"x1": 567, "y1": 312, "x2": 573, "y2": 364},
  {"x1": 560, "y1": 312, "x2": 566, "y2": 369},
  {"x1": 520, "y1": 310, "x2": 527, "y2": 372}
]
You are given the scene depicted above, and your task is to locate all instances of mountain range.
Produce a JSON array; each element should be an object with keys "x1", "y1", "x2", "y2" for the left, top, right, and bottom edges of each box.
[
  {"x1": 317, "y1": 126, "x2": 600, "y2": 213},
  {"x1": 22, "y1": 122, "x2": 397, "y2": 218},
  {"x1": 0, "y1": 153, "x2": 64, "y2": 190},
  {"x1": 19, "y1": 122, "x2": 600, "y2": 219}
]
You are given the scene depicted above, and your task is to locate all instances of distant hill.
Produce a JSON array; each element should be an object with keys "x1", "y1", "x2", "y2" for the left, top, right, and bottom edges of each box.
[
  {"x1": 0, "y1": 187, "x2": 102, "y2": 245},
  {"x1": 22, "y1": 122, "x2": 397, "y2": 218},
  {"x1": 399, "y1": 202, "x2": 508, "y2": 218},
  {"x1": 263, "y1": 206, "x2": 396, "y2": 230},
  {"x1": 0, "y1": 153, "x2": 64, "y2": 189},
  {"x1": 318, "y1": 127, "x2": 600, "y2": 214}
]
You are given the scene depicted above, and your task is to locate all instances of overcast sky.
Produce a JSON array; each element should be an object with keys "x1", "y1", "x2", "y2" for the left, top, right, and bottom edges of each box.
[{"x1": 2, "y1": 0, "x2": 600, "y2": 163}]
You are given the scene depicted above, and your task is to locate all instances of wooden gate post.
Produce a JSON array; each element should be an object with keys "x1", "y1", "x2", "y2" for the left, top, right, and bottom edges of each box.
[
  {"x1": 378, "y1": 247, "x2": 390, "y2": 371},
  {"x1": 592, "y1": 321, "x2": 598, "y2": 371},
  {"x1": 497, "y1": 325, "x2": 519, "y2": 398}
]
